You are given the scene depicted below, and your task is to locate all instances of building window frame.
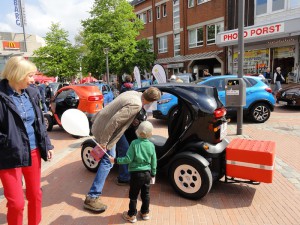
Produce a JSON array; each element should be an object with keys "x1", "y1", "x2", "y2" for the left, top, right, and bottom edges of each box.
[
  {"x1": 188, "y1": 27, "x2": 203, "y2": 48},
  {"x1": 197, "y1": 0, "x2": 210, "y2": 5},
  {"x1": 188, "y1": 0, "x2": 195, "y2": 8},
  {"x1": 148, "y1": 9, "x2": 152, "y2": 22},
  {"x1": 156, "y1": 6, "x2": 161, "y2": 19},
  {"x1": 162, "y1": 4, "x2": 167, "y2": 17},
  {"x1": 174, "y1": 33, "x2": 180, "y2": 56},
  {"x1": 148, "y1": 39, "x2": 154, "y2": 52},
  {"x1": 255, "y1": 0, "x2": 286, "y2": 16},
  {"x1": 158, "y1": 36, "x2": 168, "y2": 53},
  {"x1": 173, "y1": 0, "x2": 180, "y2": 30},
  {"x1": 206, "y1": 23, "x2": 222, "y2": 45}
]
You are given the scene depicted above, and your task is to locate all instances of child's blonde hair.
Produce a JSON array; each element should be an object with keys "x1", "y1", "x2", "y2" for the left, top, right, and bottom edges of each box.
[{"x1": 136, "y1": 121, "x2": 153, "y2": 138}]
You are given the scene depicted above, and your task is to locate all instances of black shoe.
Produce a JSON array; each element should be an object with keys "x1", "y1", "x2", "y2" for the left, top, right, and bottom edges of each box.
[{"x1": 115, "y1": 178, "x2": 130, "y2": 186}]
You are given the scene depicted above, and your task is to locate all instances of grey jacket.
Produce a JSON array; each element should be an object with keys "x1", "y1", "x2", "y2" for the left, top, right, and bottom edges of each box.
[{"x1": 91, "y1": 91, "x2": 142, "y2": 149}]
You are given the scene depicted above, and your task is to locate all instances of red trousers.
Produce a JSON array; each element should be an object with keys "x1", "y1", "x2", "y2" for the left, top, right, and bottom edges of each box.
[{"x1": 0, "y1": 149, "x2": 42, "y2": 225}]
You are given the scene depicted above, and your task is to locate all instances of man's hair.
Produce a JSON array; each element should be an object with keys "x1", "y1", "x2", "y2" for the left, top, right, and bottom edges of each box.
[
  {"x1": 124, "y1": 75, "x2": 132, "y2": 83},
  {"x1": 136, "y1": 121, "x2": 153, "y2": 138},
  {"x1": 203, "y1": 69, "x2": 209, "y2": 73},
  {"x1": 142, "y1": 87, "x2": 161, "y2": 102}
]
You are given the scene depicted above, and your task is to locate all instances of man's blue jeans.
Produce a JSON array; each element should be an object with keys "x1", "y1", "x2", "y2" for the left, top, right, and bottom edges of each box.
[
  {"x1": 88, "y1": 145, "x2": 116, "y2": 198},
  {"x1": 116, "y1": 134, "x2": 130, "y2": 182}
]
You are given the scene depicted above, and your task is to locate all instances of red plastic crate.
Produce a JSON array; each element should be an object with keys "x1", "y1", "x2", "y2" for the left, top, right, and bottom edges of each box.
[{"x1": 226, "y1": 138, "x2": 276, "y2": 183}]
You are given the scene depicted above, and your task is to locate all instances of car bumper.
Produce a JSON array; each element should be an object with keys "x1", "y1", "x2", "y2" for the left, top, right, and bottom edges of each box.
[{"x1": 153, "y1": 110, "x2": 167, "y2": 120}]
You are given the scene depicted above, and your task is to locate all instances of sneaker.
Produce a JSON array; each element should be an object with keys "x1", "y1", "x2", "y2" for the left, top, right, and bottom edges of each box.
[
  {"x1": 115, "y1": 178, "x2": 130, "y2": 186},
  {"x1": 122, "y1": 211, "x2": 137, "y2": 223},
  {"x1": 139, "y1": 211, "x2": 150, "y2": 220},
  {"x1": 83, "y1": 195, "x2": 107, "y2": 212}
]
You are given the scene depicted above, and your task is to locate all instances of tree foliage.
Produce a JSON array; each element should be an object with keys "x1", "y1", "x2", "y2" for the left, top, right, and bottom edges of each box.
[
  {"x1": 32, "y1": 23, "x2": 79, "y2": 81},
  {"x1": 81, "y1": 0, "x2": 146, "y2": 77}
]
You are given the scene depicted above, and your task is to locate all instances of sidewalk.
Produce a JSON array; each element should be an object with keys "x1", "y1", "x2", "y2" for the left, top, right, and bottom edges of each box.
[{"x1": 1, "y1": 110, "x2": 300, "y2": 225}]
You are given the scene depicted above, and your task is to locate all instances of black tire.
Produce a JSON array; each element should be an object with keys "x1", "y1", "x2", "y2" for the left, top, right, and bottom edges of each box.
[
  {"x1": 81, "y1": 142, "x2": 100, "y2": 172},
  {"x1": 249, "y1": 102, "x2": 271, "y2": 123},
  {"x1": 169, "y1": 158, "x2": 213, "y2": 199},
  {"x1": 44, "y1": 114, "x2": 53, "y2": 131}
]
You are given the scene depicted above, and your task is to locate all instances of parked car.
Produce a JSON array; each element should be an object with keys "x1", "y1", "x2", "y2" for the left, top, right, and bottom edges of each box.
[
  {"x1": 198, "y1": 75, "x2": 275, "y2": 123},
  {"x1": 154, "y1": 75, "x2": 275, "y2": 123},
  {"x1": 92, "y1": 82, "x2": 114, "y2": 106},
  {"x1": 81, "y1": 83, "x2": 229, "y2": 199},
  {"x1": 276, "y1": 84, "x2": 300, "y2": 106},
  {"x1": 44, "y1": 84, "x2": 103, "y2": 131}
]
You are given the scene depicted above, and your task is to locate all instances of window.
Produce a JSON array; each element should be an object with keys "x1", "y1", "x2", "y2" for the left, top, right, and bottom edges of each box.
[
  {"x1": 207, "y1": 23, "x2": 222, "y2": 45},
  {"x1": 156, "y1": 6, "x2": 161, "y2": 19},
  {"x1": 197, "y1": 0, "x2": 210, "y2": 4},
  {"x1": 148, "y1": 9, "x2": 152, "y2": 22},
  {"x1": 173, "y1": 0, "x2": 180, "y2": 30},
  {"x1": 256, "y1": 0, "x2": 285, "y2": 15},
  {"x1": 174, "y1": 33, "x2": 180, "y2": 56},
  {"x1": 162, "y1": 4, "x2": 167, "y2": 17},
  {"x1": 290, "y1": 0, "x2": 300, "y2": 8},
  {"x1": 189, "y1": 27, "x2": 203, "y2": 48},
  {"x1": 158, "y1": 36, "x2": 168, "y2": 53},
  {"x1": 188, "y1": 0, "x2": 194, "y2": 8},
  {"x1": 148, "y1": 39, "x2": 154, "y2": 52},
  {"x1": 140, "y1": 13, "x2": 147, "y2": 24}
]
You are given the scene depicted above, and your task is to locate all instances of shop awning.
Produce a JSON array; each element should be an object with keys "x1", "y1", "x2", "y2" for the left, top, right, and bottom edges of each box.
[{"x1": 155, "y1": 50, "x2": 222, "y2": 64}]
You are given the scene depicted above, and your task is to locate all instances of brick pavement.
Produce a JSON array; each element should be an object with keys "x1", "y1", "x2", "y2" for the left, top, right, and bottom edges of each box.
[{"x1": 1, "y1": 107, "x2": 300, "y2": 225}]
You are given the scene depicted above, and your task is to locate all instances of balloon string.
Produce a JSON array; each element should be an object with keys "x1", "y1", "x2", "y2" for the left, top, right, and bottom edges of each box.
[{"x1": 91, "y1": 138, "x2": 110, "y2": 158}]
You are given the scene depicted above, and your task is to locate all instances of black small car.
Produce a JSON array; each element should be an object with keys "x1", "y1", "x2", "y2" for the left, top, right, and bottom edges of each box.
[{"x1": 81, "y1": 83, "x2": 229, "y2": 199}]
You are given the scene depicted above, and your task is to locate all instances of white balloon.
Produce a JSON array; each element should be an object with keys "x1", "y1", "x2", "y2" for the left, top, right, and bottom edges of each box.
[{"x1": 61, "y1": 109, "x2": 90, "y2": 136}]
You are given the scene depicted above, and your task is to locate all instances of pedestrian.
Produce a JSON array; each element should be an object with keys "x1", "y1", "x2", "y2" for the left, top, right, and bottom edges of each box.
[
  {"x1": 0, "y1": 56, "x2": 54, "y2": 225},
  {"x1": 109, "y1": 121, "x2": 157, "y2": 223},
  {"x1": 83, "y1": 87, "x2": 161, "y2": 212},
  {"x1": 35, "y1": 81, "x2": 48, "y2": 112},
  {"x1": 44, "y1": 81, "x2": 53, "y2": 110},
  {"x1": 273, "y1": 67, "x2": 285, "y2": 95},
  {"x1": 120, "y1": 75, "x2": 134, "y2": 93},
  {"x1": 264, "y1": 67, "x2": 271, "y2": 80},
  {"x1": 203, "y1": 69, "x2": 212, "y2": 77}
]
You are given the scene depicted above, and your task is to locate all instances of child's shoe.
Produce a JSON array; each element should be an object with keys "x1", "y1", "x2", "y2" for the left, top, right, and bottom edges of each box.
[
  {"x1": 122, "y1": 211, "x2": 137, "y2": 223},
  {"x1": 139, "y1": 211, "x2": 150, "y2": 220}
]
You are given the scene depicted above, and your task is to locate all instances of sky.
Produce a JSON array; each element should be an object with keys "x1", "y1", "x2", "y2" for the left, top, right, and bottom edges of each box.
[{"x1": 0, "y1": 0, "x2": 95, "y2": 43}]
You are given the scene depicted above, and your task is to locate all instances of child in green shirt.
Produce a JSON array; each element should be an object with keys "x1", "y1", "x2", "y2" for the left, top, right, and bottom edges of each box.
[{"x1": 109, "y1": 121, "x2": 157, "y2": 223}]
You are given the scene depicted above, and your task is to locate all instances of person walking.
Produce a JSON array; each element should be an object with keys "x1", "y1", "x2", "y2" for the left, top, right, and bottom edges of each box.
[
  {"x1": 120, "y1": 75, "x2": 134, "y2": 93},
  {"x1": 109, "y1": 121, "x2": 157, "y2": 223},
  {"x1": 83, "y1": 87, "x2": 161, "y2": 213},
  {"x1": 0, "y1": 56, "x2": 54, "y2": 225},
  {"x1": 35, "y1": 81, "x2": 48, "y2": 112},
  {"x1": 273, "y1": 67, "x2": 285, "y2": 95}
]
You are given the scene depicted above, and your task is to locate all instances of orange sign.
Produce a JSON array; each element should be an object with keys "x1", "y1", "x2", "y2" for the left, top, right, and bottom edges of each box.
[{"x1": 3, "y1": 41, "x2": 21, "y2": 50}]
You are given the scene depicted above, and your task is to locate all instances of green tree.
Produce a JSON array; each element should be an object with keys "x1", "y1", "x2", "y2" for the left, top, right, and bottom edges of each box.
[
  {"x1": 33, "y1": 22, "x2": 79, "y2": 81},
  {"x1": 81, "y1": 0, "x2": 144, "y2": 78},
  {"x1": 131, "y1": 39, "x2": 155, "y2": 75}
]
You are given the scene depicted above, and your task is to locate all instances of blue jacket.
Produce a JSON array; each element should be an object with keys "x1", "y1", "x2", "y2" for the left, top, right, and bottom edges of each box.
[{"x1": 0, "y1": 79, "x2": 54, "y2": 170}]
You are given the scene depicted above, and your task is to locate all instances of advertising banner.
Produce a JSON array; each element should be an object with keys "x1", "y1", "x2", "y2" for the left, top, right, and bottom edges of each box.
[
  {"x1": 152, "y1": 64, "x2": 166, "y2": 83},
  {"x1": 134, "y1": 66, "x2": 141, "y2": 88}
]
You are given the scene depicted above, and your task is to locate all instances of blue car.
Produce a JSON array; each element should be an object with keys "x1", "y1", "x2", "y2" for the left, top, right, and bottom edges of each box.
[
  {"x1": 93, "y1": 82, "x2": 114, "y2": 106},
  {"x1": 153, "y1": 75, "x2": 275, "y2": 123}
]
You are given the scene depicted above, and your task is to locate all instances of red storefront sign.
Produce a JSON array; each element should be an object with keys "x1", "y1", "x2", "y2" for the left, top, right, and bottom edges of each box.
[
  {"x1": 3, "y1": 41, "x2": 21, "y2": 50},
  {"x1": 221, "y1": 22, "x2": 285, "y2": 43}
]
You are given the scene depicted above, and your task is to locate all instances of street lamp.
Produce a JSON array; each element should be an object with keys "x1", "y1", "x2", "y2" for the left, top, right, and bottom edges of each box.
[{"x1": 103, "y1": 48, "x2": 110, "y2": 84}]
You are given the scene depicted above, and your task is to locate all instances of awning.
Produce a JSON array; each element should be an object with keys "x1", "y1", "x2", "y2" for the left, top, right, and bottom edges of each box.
[{"x1": 155, "y1": 50, "x2": 222, "y2": 64}]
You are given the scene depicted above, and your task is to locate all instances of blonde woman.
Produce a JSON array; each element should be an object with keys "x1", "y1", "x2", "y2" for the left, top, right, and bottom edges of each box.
[{"x1": 0, "y1": 56, "x2": 54, "y2": 225}]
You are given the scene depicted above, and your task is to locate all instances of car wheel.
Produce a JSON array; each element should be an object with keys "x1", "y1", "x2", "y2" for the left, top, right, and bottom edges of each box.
[
  {"x1": 169, "y1": 158, "x2": 213, "y2": 199},
  {"x1": 44, "y1": 114, "x2": 53, "y2": 131},
  {"x1": 81, "y1": 143, "x2": 100, "y2": 172},
  {"x1": 249, "y1": 103, "x2": 271, "y2": 123}
]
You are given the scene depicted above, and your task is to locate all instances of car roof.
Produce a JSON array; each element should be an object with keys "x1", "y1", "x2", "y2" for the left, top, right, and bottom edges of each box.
[{"x1": 56, "y1": 85, "x2": 102, "y2": 97}]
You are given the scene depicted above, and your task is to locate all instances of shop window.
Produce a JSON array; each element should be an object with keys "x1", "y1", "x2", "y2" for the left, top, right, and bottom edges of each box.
[
  {"x1": 158, "y1": 36, "x2": 168, "y2": 53},
  {"x1": 189, "y1": 27, "x2": 203, "y2": 48}
]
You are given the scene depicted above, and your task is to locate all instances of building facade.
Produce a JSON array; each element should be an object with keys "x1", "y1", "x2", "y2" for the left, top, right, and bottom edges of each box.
[
  {"x1": 217, "y1": 0, "x2": 300, "y2": 83},
  {"x1": 0, "y1": 32, "x2": 45, "y2": 73},
  {"x1": 132, "y1": 0, "x2": 227, "y2": 79}
]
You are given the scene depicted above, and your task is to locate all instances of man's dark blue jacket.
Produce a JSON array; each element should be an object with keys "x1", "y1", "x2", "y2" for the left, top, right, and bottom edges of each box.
[{"x1": 0, "y1": 79, "x2": 54, "y2": 170}]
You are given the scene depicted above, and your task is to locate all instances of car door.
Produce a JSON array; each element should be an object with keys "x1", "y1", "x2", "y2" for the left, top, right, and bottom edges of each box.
[{"x1": 54, "y1": 89, "x2": 79, "y2": 120}]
